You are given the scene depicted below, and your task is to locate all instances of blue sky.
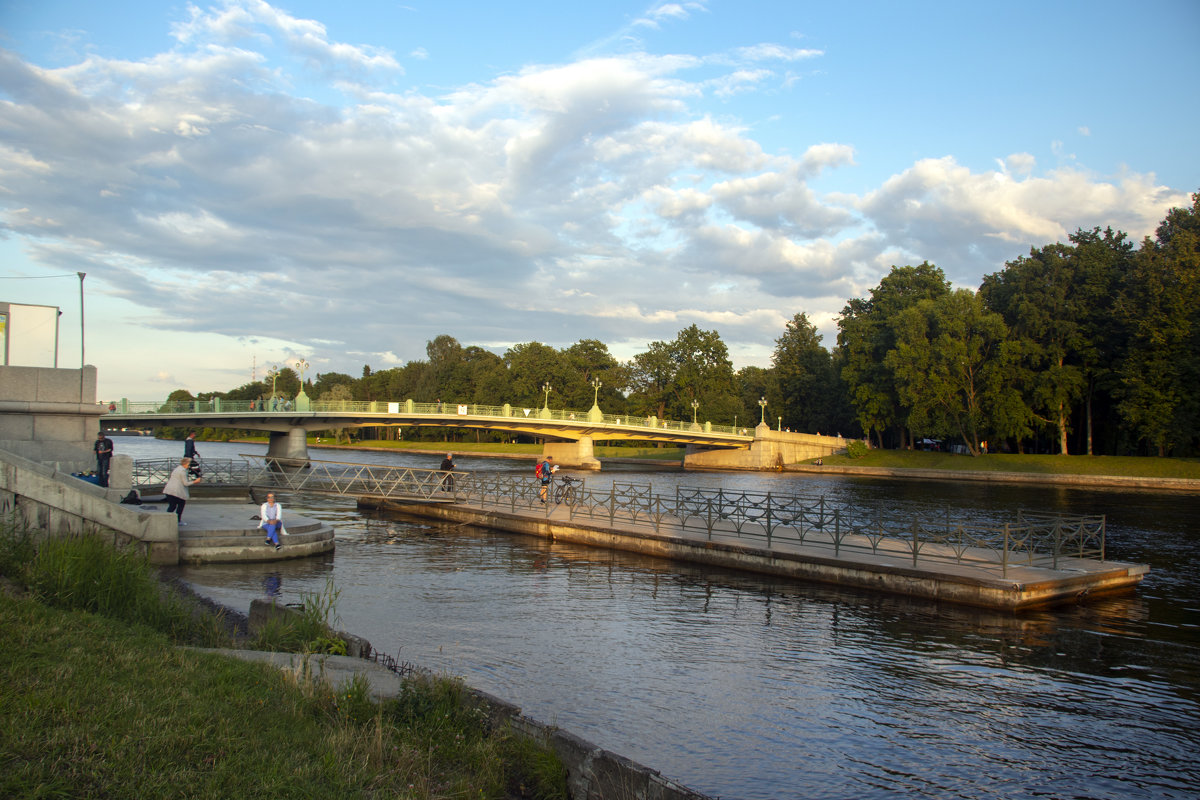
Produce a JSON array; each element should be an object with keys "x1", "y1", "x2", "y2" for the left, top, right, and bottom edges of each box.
[{"x1": 1, "y1": 0, "x2": 1197, "y2": 400}]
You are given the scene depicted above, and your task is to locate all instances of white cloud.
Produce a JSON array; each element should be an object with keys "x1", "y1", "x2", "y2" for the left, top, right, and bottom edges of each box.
[{"x1": 0, "y1": 0, "x2": 1190, "y2": 398}]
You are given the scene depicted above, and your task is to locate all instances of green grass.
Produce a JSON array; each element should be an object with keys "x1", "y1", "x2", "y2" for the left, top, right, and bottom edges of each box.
[
  {"x1": 0, "y1": 524, "x2": 568, "y2": 799},
  {"x1": 818, "y1": 449, "x2": 1200, "y2": 479}
]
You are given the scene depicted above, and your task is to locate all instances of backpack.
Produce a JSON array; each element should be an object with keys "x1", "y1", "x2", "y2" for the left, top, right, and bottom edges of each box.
[{"x1": 535, "y1": 461, "x2": 544, "y2": 479}]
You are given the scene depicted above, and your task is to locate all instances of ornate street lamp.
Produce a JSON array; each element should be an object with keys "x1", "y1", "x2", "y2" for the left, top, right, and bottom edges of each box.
[
  {"x1": 758, "y1": 396, "x2": 767, "y2": 424},
  {"x1": 295, "y1": 358, "x2": 311, "y2": 411},
  {"x1": 691, "y1": 399, "x2": 699, "y2": 424},
  {"x1": 542, "y1": 382, "x2": 553, "y2": 410},
  {"x1": 588, "y1": 378, "x2": 604, "y2": 422}
]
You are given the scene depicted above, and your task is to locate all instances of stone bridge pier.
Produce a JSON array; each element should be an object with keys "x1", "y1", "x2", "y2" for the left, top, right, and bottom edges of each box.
[
  {"x1": 266, "y1": 427, "x2": 311, "y2": 466},
  {"x1": 683, "y1": 424, "x2": 853, "y2": 470},
  {"x1": 542, "y1": 436, "x2": 602, "y2": 470}
]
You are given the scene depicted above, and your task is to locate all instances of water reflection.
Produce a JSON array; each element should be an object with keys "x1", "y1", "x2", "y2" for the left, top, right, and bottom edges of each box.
[{"x1": 126, "y1": 439, "x2": 1200, "y2": 800}]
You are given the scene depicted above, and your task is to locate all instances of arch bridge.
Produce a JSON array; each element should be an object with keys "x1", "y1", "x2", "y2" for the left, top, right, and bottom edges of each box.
[{"x1": 103, "y1": 397, "x2": 850, "y2": 471}]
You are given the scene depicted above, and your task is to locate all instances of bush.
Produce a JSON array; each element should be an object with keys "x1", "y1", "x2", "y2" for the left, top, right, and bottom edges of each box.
[{"x1": 846, "y1": 440, "x2": 869, "y2": 459}]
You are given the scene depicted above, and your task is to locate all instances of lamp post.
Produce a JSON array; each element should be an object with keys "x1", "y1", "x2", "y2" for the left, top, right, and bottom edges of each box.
[
  {"x1": 267, "y1": 366, "x2": 279, "y2": 409},
  {"x1": 734, "y1": 414, "x2": 737, "y2": 433},
  {"x1": 778, "y1": 416, "x2": 782, "y2": 432},
  {"x1": 542, "y1": 382, "x2": 553, "y2": 410},
  {"x1": 758, "y1": 396, "x2": 767, "y2": 424},
  {"x1": 691, "y1": 399, "x2": 699, "y2": 424},
  {"x1": 295, "y1": 358, "x2": 311, "y2": 411},
  {"x1": 588, "y1": 377, "x2": 603, "y2": 422}
]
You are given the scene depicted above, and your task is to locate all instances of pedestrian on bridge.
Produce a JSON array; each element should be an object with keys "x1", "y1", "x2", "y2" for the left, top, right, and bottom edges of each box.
[
  {"x1": 164, "y1": 457, "x2": 202, "y2": 524},
  {"x1": 440, "y1": 453, "x2": 456, "y2": 492}
]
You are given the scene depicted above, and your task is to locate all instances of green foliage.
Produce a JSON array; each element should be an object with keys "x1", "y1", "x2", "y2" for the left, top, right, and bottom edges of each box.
[
  {"x1": 0, "y1": 517, "x2": 35, "y2": 582},
  {"x1": 0, "y1": 595, "x2": 568, "y2": 799},
  {"x1": 845, "y1": 440, "x2": 869, "y2": 459},
  {"x1": 6, "y1": 528, "x2": 229, "y2": 647}
]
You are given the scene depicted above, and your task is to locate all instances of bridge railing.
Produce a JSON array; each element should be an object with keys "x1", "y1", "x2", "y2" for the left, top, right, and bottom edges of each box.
[{"x1": 105, "y1": 399, "x2": 749, "y2": 437}]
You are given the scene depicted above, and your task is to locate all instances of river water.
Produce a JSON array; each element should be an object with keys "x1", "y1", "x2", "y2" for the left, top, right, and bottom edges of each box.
[{"x1": 120, "y1": 438, "x2": 1200, "y2": 800}]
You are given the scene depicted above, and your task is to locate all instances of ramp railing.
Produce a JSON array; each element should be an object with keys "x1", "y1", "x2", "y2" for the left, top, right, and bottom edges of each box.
[{"x1": 130, "y1": 457, "x2": 1106, "y2": 577}]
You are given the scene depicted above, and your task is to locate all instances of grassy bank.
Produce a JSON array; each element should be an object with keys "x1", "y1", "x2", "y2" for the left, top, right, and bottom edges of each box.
[
  {"x1": 0, "y1": 525, "x2": 567, "y2": 799},
  {"x1": 818, "y1": 449, "x2": 1200, "y2": 480}
]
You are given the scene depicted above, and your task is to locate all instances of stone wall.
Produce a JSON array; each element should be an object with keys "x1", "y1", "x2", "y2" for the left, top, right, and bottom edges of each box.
[
  {"x1": 0, "y1": 365, "x2": 104, "y2": 470},
  {"x1": 0, "y1": 447, "x2": 179, "y2": 565},
  {"x1": 684, "y1": 423, "x2": 856, "y2": 470}
]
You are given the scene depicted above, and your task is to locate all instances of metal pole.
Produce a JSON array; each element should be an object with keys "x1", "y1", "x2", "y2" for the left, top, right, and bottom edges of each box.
[{"x1": 78, "y1": 272, "x2": 86, "y2": 401}]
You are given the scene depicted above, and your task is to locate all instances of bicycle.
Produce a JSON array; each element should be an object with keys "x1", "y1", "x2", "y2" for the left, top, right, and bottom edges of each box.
[{"x1": 553, "y1": 475, "x2": 580, "y2": 504}]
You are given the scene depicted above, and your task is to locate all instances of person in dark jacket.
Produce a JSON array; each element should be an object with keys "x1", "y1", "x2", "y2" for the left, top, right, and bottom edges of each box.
[
  {"x1": 440, "y1": 453, "x2": 456, "y2": 491},
  {"x1": 93, "y1": 432, "x2": 114, "y2": 487}
]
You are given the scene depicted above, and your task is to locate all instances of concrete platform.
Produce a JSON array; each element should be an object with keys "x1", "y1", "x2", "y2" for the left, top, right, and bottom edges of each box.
[
  {"x1": 137, "y1": 499, "x2": 336, "y2": 564},
  {"x1": 366, "y1": 496, "x2": 1148, "y2": 611}
]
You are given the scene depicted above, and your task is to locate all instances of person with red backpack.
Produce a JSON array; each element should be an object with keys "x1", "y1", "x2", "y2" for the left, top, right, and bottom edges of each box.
[{"x1": 537, "y1": 456, "x2": 553, "y2": 503}]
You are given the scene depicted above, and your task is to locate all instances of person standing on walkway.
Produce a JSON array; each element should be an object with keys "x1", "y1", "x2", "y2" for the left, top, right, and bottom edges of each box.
[
  {"x1": 93, "y1": 431, "x2": 114, "y2": 487},
  {"x1": 183, "y1": 431, "x2": 199, "y2": 461},
  {"x1": 164, "y1": 457, "x2": 202, "y2": 524},
  {"x1": 440, "y1": 453, "x2": 456, "y2": 492},
  {"x1": 538, "y1": 456, "x2": 554, "y2": 503},
  {"x1": 259, "y1": 492, "x2": 285, "y2": 550}
]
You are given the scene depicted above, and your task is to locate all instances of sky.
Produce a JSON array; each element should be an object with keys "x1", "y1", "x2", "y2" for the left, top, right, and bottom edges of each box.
[{"x1": 1, "y1": 0, "x2": 1197, "y2": 401}]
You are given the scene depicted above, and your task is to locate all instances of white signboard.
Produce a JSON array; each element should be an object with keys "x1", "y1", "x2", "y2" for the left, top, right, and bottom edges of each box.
[{"x1": 0, "y1": 302, "x2": 59, "y2": 367}]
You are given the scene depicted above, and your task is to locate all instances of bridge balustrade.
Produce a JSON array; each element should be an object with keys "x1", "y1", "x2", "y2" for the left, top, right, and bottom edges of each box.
[{"x1": 108, "y1": 399, "x2": 744, "y2": 436}]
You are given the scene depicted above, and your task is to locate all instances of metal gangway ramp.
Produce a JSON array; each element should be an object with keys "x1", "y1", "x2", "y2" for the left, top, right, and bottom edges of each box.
[{"x1": 244, "y1": 454, "x2": 463, "y2": 503}]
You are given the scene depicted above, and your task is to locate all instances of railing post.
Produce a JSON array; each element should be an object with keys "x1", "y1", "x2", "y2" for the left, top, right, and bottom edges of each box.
[
  {"x1": 765, "y1": 492, "x2": 773, "y2": 547},
  {"x1": 1003, "y1": 522, "x2": 1009, "y2": 578},
  {"x1": 912, "y1": 519, "x2": 920, "y2": 567}
]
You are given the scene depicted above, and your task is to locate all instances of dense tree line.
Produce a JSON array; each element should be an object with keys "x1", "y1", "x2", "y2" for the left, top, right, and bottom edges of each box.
[
  {"x1": 838, "y1": 193, "x2": 1200, "y2": 456},
  {"x1": 171, "y1": 193, "x2": 1198, "y2": 456}
]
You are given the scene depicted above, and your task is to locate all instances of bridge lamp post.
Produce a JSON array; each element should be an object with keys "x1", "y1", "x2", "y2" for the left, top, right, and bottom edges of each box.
[
  {"x1": 778, "y1": 416, "x2": 782, "y2": 432},
  {"x1": 588, "y1": 378, "x2": 603, "y2": 423},
  {"x1": 691, "y1": 399, "x2": 699, "y2": 424},
  {"x1": 295, "y1": 358, "x2": 311, "y2": 411},
  {"x1": 541, "y1": 382, "x2": 553, "y2": 419},
  {"x1": 758, "y1": 396, "x2": 767, "y2": 425},
  {"x1": 267, "y1": 366, "x2": 279, "y2": 399}
]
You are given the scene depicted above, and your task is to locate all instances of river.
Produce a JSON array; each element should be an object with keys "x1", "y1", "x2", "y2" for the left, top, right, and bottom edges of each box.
[{"x1": 118, "y1": 437, "x2": 1200, "y2": 800}]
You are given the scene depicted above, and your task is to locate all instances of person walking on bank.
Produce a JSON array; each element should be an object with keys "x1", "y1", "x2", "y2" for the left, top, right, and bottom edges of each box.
[
  {"x1": 93, "y1": 431, "x2": 114, "y2": 487},
  {"x1": 164, "y1": 457, "x2": 202, "y2": 525},
  {"x1": 184, "y1": 431, "x2": 199, "y2": 461},
  {"x1": 440, "y1": 453, "x2": 456, "y2": 492},
  {"x1": 259, "y1": 492, "x2": 285, "y2": 550}
]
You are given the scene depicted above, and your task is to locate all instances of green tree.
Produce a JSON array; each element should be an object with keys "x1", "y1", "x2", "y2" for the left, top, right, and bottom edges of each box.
[
  {"x1": 772, "y1": 312, "x2": 835, "y2": 433},
  {"x1": 1114, "y1": 192, "x2": 1200, "y2": 455},
  {"x1": 885, "y1": 289, "x2": 1017, "y2": 454},
  {"x1": 838, "y1": 263, "x2": 951, "y2": 448},
  {"x1": 734, "y1": 365, "x2": 773, "y2": 431},
  {"x1": 504, "y1": 342, "x2": 568, "y2": 408}
]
